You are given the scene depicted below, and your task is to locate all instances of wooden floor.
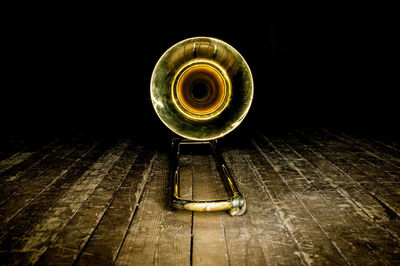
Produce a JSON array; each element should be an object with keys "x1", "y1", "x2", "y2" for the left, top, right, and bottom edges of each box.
[{"x1": 0, "y1": 127, "x2": 399, "y2": 265}]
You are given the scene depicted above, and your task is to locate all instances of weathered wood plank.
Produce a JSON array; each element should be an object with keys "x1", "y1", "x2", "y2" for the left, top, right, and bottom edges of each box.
[
  {"x1": 0, "y1": 152, "x2": 35, "y2": 174},
  {"x1": 248, "y1": 137, "x2": 347, "y2": 265},
  {"x1": 371, "y1": 133, "x2": 400, "y2": 152},
  {"x1": 370, "y1": 137, "x2": 400, "y2": 154},
  {"x1": 351, "y1": 131, "x2": 400, "y2": 155},
  {"x1": 0, "y1": 139, "x2": 111, "y2": 264},
  {"x1": 0, "y1": 135, "x2": 60, "y2": 177},
  {"x1": 191, "y1": 147, "x2": 229, "y2": 266},
  {"x1": 0, "y1": 135, "x2": 84, "y2": 206},
  {"x1": 1, "y1": 129, "x2": 399, "y2": 265},
  {"x1": 301, "y1": 128, "x2": 400, "y2": 214},
  {"x1": 284, "y1": 131, "x2": 400, "y2": 240},
  {"x1": 10, "y1": 140, "x2": 130, "y2": 264},
  {"x1": 1, "y1": 139, "x2": 120, "y2": 263},
  {"x1": 0, "y1": 136, "x2": 60, "y2": 166},
  {"x1": 325, "y1": 129, "x2": 400, "y2": 169},
  {"x1": 346, "y1": 131, "x2": 400, "y2": 160},
  {"x1": 73, "y1": 148, "x2": 156, "y2": 265},
  {"x1": 307, "y1": 128, "x2": 400, "y2": 183},
  {"x1": 221, "y1": 140, "x2": 301, "y2": 265},
  {"x1": 258, "y1": 132, "x2": 400, "y2": 264},
  {"x1": 114, "y1": 150, "x2": 192, "y2": 266},
  {"x1": 0, "y1": 137, "x2": 30, "y2": 162},
  {"x1": 0, "y1": 139, "x2": 65, "y2": 183},
  {"x1": 0, "y1": 139, "x2": 68, "y2": 205},
  {"x1": 0, "y1": 137, "x2": 93, "y2": 224},
  {"x1": 35, "y1": 142, "x2": 142, "y2": 265},
  {"x1": 339, "y1": 132, "x2": 400, "y2": 178},
  {"x1": 178, "y1": 149, "x2": 193, "y2": 200}
]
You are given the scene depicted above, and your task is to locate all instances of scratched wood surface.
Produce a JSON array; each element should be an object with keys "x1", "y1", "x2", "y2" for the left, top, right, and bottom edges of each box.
[{"x1": 0, "y1": 128, "x2": 399, "y2": 265}]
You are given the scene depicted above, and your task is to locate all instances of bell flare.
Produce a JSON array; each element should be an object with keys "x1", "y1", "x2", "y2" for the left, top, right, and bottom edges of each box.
[{"x1": 151, "y1": 37, "x2": 253, "y2": 140}]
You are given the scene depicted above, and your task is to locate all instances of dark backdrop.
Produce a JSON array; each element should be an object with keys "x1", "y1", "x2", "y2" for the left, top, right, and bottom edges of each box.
[{"x1": 3, "y1": 4, "x2": 397, "y2": 139}]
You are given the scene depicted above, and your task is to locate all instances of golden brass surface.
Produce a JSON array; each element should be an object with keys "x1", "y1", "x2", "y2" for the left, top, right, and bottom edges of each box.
[
  {"x1": 171, "y1": 139, "x2": 247, "y2": 216},
  {"x1": 151, "y1": 37, "x2": 253, "y2": 140},
  {"x1": 151, "y1": 37, "x2": 251, "y2": 215},
  {"x1": 184, "y1": 202, "x2": 233, "y2": 212},
  {"x1": 172, "y1": 59, "x2": 231, "y2": 120}
]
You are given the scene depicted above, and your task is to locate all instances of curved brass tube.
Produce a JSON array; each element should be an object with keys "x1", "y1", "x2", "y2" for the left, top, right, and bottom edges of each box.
[
  {"x1": 171, "y1": 139, "x2": 246, "y2": 216},
  {"x1": 151, "y1": 37, "x2": 252, "y2": 215}
]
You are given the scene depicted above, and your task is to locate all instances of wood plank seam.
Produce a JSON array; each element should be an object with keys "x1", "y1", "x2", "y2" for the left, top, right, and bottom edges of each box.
[
  {"x1": 370, "y1": 138, "x2": 400, "y2": 153},
  {"x1": 223, "y1": 147, "x2": 288, "y2": 265},
  {"x1": 285, "y1": 132, "x2": 400, "y2": 241},
  {"x1": 297, "y1": 129, "x2": 400, "y2": 218},
  {"x1": 341, "y1": 133, "x2": 400, "y2": 164},
  {"x1": 0, "y1": 140, "x2": 66, "y2": 181},
  {"x1": 190, "y1": 149, "x2": 230, "y2": 266},
  {"x1": 244, "y1": 154, "x2": 306, "y2": 265},
  {"x1": 19, "y1": 141, "x2": 132, "y2": 263},
  {"x1": 0, "y1": 135, "x2": 59, "y2": 162},
  {"x1": 39, "y1": 144, "x2": 145, "y2": 264},
  {"x1": 0, "y1": 137, "x2": 61, "y2": 168},
  {"x1": 252, "y1": 138, "x2": 350, "y2": 265},
  {"x1": 0, "y1": 142, "x2": 97, "y2": 225},
  {"x1": 246, "y1": 141, "x2": 308, "y2": 265},
  {"x1": 0, "y1": 135, "x2": 84, "y2": 205},
  {"x1": 71, "y1": 148, "x2": 144, "y2": 263},
  {"x1": 260, "y1": 133, "x2": 400, "y2": 264},
  {"x1": 0, "y1": 152, "x2": 35, "y2": 174},
  {"x1": 0, "y1": 142, "x2": 70, "y2": 206},
  {"x1": 70, "y1": 149, "x2": 159, "y2": 265},
  {"x1": 112, "y1": 152, "x2": 157, "y2": 264},
  {"x1": 209, "y1": 155, "x2": 231, "y2": 266},
  {"x1": 190, "y1": 156, "x2": 194, "y2": 266},
  {"x1": 305, "y1": 128, "x2": 400, "y2": 183},
  {"x1": 114, "y1": 151, "x2": 191, "y2": 265},
  {"x1": 324, "y1": 129, "x2": 400, "y2": 170},
  {"x1": 0, "y1": 141, "x2": 108, "y2": 257}
]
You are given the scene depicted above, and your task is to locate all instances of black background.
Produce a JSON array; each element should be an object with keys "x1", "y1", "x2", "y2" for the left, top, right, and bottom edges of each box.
[{"x1": 3, "y1": 4, "x2": 398, "y2": 140}]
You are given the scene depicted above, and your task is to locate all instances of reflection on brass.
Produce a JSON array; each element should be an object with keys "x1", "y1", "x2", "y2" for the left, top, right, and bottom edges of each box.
[
  {"x1": 151, "y1": 37, "x2": 253, "y2": 141},
  {"x1": 151, "y1": 37, "x2": 253, "y2": 215},
  {"x1": 171, "y1": 139, "x2": 247, "y2": 216},
  {"x1": 184, "y1": 202, "x2": 232, "y2": 212},
  {"x1": 172, "y1": 59, "x2": 231, "y2": 120}
]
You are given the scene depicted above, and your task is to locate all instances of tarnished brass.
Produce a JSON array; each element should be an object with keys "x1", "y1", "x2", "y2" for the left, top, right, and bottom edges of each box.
[
  {"x1": 172, "y1": 59, "x2": 231, "y2": 120},
  {"x1": 151, "y1": 37, "x2": 253, "y2": 140},
  {"x1": 151, "y1": 37, "x2": 253, "y2": 215},
  {"x1": 171, "y1": 139, "x2": 247, "y2": 216}
]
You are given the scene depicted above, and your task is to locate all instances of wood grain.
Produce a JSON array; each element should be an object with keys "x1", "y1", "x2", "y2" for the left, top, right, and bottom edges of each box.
[
  {"x1": 36, "y1": 141, "x2": 142, "y2": 265},
  {"x1": 191, "y1": 148, "x2": 229, "y2": 266},
  {"x1": 75, "y1": 147, "x2": 157, "y2": 265},
  {"x1": 0, "y1": 129, "x2": 399, "y2": 265},
  {"x1": 258, "y1": 132, "x2": 400, "y2": 264},
  {"x1": 223, "y1": 142, "x2": 301, "y2": 265},
  {"x1": 114, "y1": 150, "x2": 192, "y2": 266}
]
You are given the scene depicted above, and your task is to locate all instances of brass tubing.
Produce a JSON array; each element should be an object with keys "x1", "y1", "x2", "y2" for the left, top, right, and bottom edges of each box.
[
  {"x1": 177, "y1": 64, "x2": 226, "y2": 115},
  {"x1": 171, "y1": 138, "x2": 246, "y2": 216},
  {"x1": 152, "y1": 37, "x2": 251, "y2": 215},
  {"x1": 151, "y1": 37, "x2": 253, "y2": 140}
]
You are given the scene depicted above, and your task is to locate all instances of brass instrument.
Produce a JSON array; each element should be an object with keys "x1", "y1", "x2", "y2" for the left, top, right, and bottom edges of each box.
[{"x1": 151, "y1": 37, "x2": 253, "y2": 215}]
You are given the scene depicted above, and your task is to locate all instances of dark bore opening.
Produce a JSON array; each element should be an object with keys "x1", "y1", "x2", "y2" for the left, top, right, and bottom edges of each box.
[
  {"x1": 190, "y1": 82, "x2": 209, "y2": 101},
  {"x1": 177, "y1": 64, "x2": 226, "y2": 114}
]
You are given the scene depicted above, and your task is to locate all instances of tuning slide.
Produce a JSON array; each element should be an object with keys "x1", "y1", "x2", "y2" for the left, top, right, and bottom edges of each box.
[{"x1": 171, "y1": 138, "x2": 246, "y2": 216}]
